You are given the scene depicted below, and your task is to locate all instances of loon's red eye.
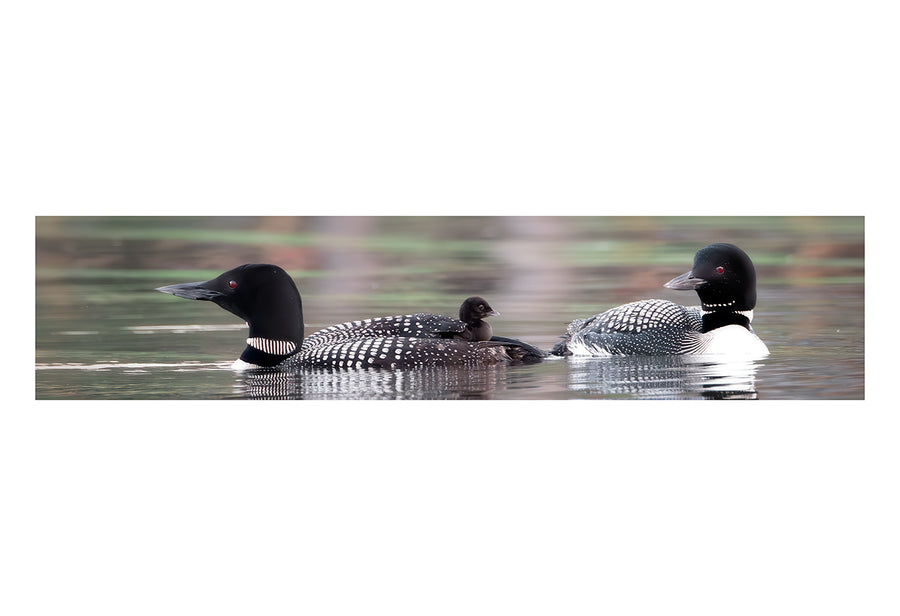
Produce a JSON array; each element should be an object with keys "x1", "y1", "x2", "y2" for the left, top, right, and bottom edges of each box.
[
  {"x1": 715, "y1": 266, "x2": 725, "y2": 274},
  {"x1": 228, "y1": 280, "x2": 237, "y2": 289}
]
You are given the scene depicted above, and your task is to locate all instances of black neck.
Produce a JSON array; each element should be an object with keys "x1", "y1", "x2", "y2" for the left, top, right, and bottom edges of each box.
[{"x1": 701, "y1": 310, "x2": 751, "y2": 333}]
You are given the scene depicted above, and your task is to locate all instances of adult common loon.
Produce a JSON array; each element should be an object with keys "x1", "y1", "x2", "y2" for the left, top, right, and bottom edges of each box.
[
  {"x1": 550, "y1": 243, "x2": 769, "y2": 357},
  {"x1": 156, "y1": 264, "x2": 545, "y2": 369}
]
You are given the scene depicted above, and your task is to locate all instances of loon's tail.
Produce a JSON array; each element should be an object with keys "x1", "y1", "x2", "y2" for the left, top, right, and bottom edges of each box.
[{"x1": 485, "y1": 336, "x2": 547, "y2": 363}]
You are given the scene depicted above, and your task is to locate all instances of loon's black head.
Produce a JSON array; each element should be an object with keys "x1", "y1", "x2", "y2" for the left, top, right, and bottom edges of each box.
[
  {"x1": 458, "y1": 296, "x2": 499, "y2": 342},
  {"x1": 156, "y1": 264, "x2": 304, "y2": 367},
  {"x1": 459, "y1": 296, "x2": 499, "y2": 323},
  {"x1": 663, "y1": 243, "x2": 757, "y2": 312}
]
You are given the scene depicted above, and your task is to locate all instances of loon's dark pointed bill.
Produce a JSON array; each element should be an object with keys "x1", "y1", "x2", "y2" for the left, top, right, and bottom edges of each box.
[
  {"x1": 155, "y1": 281, "x2": 223, "y2": 301},
  {"x1": 663, "y1": 271, "x2": 707, "y2": 290}
]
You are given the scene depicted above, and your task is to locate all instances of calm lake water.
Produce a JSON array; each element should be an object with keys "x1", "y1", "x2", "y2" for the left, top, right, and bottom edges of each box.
[{"x1": 35, "y1": 216, "x2": 864, "y2": 400}]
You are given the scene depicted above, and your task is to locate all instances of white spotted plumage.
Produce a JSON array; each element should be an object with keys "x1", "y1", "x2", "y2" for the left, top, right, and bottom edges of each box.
[
  {"x1": 559, "y1": 299, "x2": 767, "y2": 357},
  {"x1": 291, "y1": 316, "x2": 539, "y2": 368}
]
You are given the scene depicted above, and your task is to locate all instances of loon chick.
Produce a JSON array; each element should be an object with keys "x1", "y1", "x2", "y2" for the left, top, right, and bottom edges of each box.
[
  {"x1": 551, "y1": 243, "x2": 769, "y2": 357},
  {"x1": 156, "y1": 264, "x2": 545, "y2": 369},
  {"x1": 458, "y1": 296, "x2": 498, "y2": 341}
]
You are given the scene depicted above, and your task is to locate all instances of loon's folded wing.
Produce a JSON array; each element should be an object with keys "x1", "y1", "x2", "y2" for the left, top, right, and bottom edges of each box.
[{"x1": 303, "y1": 313, "x2": 466, "y2": 350}]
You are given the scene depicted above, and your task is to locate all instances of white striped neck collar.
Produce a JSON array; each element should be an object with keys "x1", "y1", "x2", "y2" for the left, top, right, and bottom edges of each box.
[{"x1": 237, "y1": 337, "x2": 299, "y2": 368}]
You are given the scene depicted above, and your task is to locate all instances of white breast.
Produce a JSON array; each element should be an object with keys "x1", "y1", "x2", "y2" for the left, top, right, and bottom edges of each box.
[{"x1": 699, "y1": 325, "x2": 770, "y2": 358}]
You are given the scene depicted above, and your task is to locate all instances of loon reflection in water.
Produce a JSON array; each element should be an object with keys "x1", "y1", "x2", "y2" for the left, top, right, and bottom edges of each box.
[
  {"x1": 233, "y1": 364, "x2": 530, "y2": 400},
  {"x1": 229, "y1": 355, "x2": 762, "y2": 400},
  {"x1": 565, "y1": 355, "x2": 764, "y2": 400}
]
